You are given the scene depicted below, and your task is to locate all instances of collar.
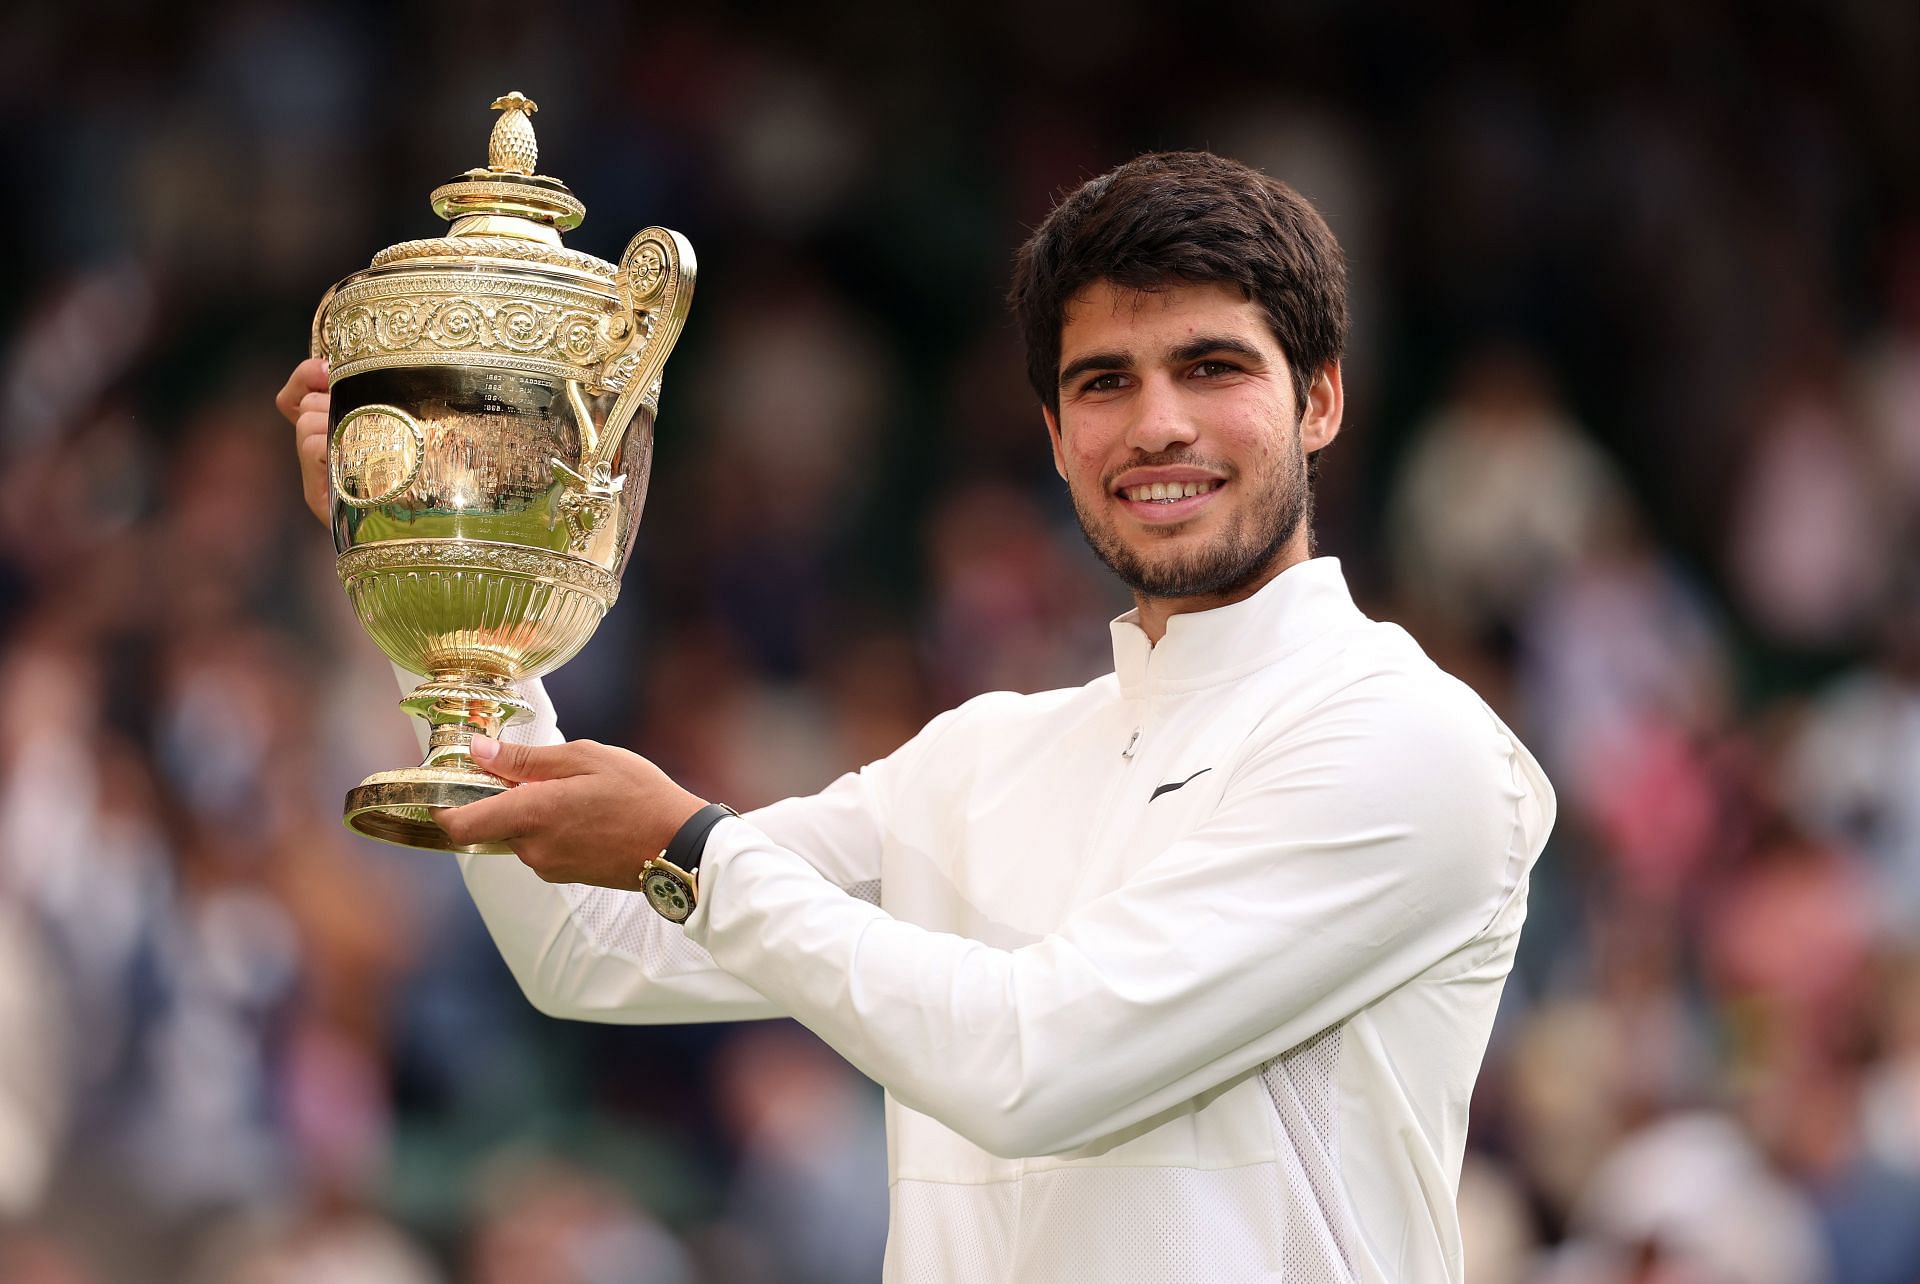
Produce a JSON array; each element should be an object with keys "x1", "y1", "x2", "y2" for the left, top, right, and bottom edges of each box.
[{"x1": 1108, "y1": 557, "x2": 1365, "y2": 696}]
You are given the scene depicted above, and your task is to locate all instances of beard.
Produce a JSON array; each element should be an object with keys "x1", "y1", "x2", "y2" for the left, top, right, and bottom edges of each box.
[{"x1": 1069, "y1": 441, "x2": 1310, "y2": 600}]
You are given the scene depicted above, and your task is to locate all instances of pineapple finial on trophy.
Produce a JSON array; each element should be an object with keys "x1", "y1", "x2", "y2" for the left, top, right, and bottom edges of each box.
[{"x1": 487, "y1": 92, "x2": 540, "y2": 175}]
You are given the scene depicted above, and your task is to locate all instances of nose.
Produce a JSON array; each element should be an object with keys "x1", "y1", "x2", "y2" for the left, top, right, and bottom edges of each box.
[{"x1": 1123, "y1": 373, "x2": 1199, "y2": 455}]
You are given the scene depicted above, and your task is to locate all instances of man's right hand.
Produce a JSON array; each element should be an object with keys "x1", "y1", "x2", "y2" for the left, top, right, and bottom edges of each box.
[{"x1": 275, "y1": 357, "x2": 332, "y2": 526}]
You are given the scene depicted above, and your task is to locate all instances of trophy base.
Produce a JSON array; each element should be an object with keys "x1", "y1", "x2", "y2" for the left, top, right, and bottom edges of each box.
[
  {"x1": 343, "y1": 670, "x2": 533, "y2": 854},
  {"x1": 345, "y1": 765, "x2": 513, "y2": 855}
]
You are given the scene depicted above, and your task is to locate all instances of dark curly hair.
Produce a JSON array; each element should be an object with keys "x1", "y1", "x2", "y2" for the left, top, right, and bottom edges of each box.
[{"x1": 1008, "y1": 151, "x2": 1350, "y2": 417}]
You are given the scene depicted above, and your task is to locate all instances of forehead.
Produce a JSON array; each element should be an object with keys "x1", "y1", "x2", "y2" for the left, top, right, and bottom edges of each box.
[{"x1": 1059, "y1": 279, "x2": 1274, "y2": 357}]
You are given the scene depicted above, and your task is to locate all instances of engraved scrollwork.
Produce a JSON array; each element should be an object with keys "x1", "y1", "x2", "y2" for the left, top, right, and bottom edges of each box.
[
  {"x1": 371, "y1": 237, "x2": 616, "y2": 279},
  {"x1": 560, "y1": 317, "x2": 599, "y2": 363},
  {"x1": 325, "y1": 288, "x2": 611, "y2": 373},
  {"x1": 424, "y1": 300, "x2": 486, "y2": 348},
  {"x1": 599, "y1": 352, "x2": 639, "y2": 393},
  {"x1": 492, "y1": 302, "x2": 550, "y2": 352},
  {"x1": 337, "y1": 539, "x2": 619, "y2": 609},
  {"x1": 378, "y1": 302, "x2": 422, "y2": 347},
  {"x1": 624, "y1": 239, "x2": 668, "y2": 304},
  {"x1": 593, "y1": 306, "x2": 656, "y2": 393}
]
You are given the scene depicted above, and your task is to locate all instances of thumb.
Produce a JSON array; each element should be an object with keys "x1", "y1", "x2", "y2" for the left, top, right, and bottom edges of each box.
[{"x1": 470, "y1": 735, "x2": 589, "y2": 782}]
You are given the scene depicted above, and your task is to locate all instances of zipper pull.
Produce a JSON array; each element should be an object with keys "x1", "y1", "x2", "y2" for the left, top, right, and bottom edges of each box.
[{"x1": 1121, "y1": 728, "x2": 1140, "y2": 760}]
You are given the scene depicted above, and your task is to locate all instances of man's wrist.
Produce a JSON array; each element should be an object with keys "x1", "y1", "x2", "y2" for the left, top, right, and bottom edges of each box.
[{"x1": 641, "y1": 802, "x2": 737, "y2": 922}]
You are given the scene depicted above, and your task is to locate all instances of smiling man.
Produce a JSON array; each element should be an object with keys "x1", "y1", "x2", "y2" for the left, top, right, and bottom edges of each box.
[{"x1": 282, "y1": 150, "x2": 1553, "y2": 1283}]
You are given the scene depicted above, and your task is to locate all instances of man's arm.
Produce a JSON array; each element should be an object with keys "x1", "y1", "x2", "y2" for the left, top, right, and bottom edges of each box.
[
  {"x1": 683, "y1": 679, "x2": 1554, "y2": 1157},
  {"x1": 393, "y1": 667, "x2": 889, "y2": 1024}
]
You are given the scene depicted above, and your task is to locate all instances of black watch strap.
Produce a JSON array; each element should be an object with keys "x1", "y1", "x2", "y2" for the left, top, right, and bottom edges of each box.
[{"x1": 666, "y1": 802, "x2": 738, "y2": 873}]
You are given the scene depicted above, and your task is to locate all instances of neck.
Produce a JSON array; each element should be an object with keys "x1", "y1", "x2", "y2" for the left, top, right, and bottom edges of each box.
[{"x1": 1133, "y1": 533, "x2": 1313, "y2": 645}]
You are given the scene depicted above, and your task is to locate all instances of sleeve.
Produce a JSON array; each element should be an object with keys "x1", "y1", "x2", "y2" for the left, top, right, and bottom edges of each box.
[
  {"x1": 683, "y1": 679, "x2": 1556, "y2": 1157},
  {"x1": 390, "y1": 664, "x2": 888, "y2": 1024}
]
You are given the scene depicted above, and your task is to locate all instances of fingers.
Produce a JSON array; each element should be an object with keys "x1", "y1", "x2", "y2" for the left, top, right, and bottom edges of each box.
[
  {"x1": 292, "y1": 393, "x2": 330, "y2": 448},
  {"x1": 434, "y1": 779, "x2": 555, "y2": 853},
  {"x1": 298, "y1": 429, "x2": 330, "y2": 525},
  {"x1": 471, "y1": 735, "x2": 600, "y2": 784},
  {"x1": 275, "y1": 357, "x2": 330, "y2": 426},
  {"x1": 281, "y1": 357, "x2": 334, "y2": 528}
]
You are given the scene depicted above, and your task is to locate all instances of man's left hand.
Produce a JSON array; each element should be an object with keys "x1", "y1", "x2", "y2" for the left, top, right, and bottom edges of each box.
[{"x1": 434, "y1": 737, "x2": 709, "y2": 890}]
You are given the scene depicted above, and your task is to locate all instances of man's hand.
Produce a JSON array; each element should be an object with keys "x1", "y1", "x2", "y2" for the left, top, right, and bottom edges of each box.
[
  {"x1": 275, "y1": 357, "x2": 332, "y2": 526},
  {"x1": 435, "y1": 737, "x2": 711, "y2": 890}
]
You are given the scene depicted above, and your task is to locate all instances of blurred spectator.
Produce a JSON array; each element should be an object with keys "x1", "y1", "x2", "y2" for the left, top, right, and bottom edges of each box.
[
  {"x1": 922, "y1": 479, "x2": 1118, "y2": 701},
  {"x1": 708, "y1": 1027, "x2": 888, "y2": 1284},
  {"x1": 1860, "y1": 952, "x2": 1920, "y2": 1176},
  {"x1": 0, "y1": 893, "x2": 68, "y2": 1219},
  {"x1": 1725, "y1": 367, "x2": 1894, "y2": 651},
  {"x1": 1788, "y1": 593, "x2": 1920, "y2": 934},
  {"x1": 1854, "y1": 227, "x2": 1920, "y2": 539},
  {"x1": 184, "y1": 1205, "x2": 442, "y2": 1284},
  {"x1": 465, "y1": 1153, "x2": 693, "y2": 1284},
  {"x1": 1386, "y1": 346, "x2": 1630, "y2": 638},
  {"x1": 1554, "y1": 1113, "x2": 1829, "y2": 1284},
  {"x1": 1518, "y1": 515, "x2": 1729, "y2": 784}
]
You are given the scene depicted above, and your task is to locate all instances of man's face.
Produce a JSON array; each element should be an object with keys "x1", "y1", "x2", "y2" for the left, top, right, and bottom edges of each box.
[{"x1": 1044, "y1": 279, "x2": 1342, "y2": 604}]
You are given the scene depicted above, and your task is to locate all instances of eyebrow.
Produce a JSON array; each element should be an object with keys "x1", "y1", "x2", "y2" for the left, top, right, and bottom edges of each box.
[
  {"x1": 1058, "y1": 334, "x2": 1269, "y2": 389},
  {"x1": 1169, "y1": 335, "x2": 1267, "y2": 366}
]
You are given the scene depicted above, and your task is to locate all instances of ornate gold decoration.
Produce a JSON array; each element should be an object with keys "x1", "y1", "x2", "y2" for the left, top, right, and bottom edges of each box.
[
  {"x1": 625, "y1": 239, "x2": 669, "y2": 303},
  {"x1": 371, "y1": 236, "x2": 614, "y2": 278},
  {"x1": 488, "y1": 92, "x2": 539, "y2": 174},
  {"x1": 588, "y1": 230, "x2": 694, "y2": 443},
  {"x1": 550, "y1": 459, "x2": 625, "y2": 552},
  {"x1": 331, "y1": 404, "x2": 425, "y2": 507},
  {"x1": 335, "y1": 538, "x2": 620, "y2": 608},
  {"x1": 429, "y1": 178, "x2": 586, "y2": 226},
  {"x1": 322, "y1": 272, "x2": 615, "y2": 383}
]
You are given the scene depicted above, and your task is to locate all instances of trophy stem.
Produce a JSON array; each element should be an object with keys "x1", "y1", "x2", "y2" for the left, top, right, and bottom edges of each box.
[{"x1": 342, "y1": 673, "x2": 535, "y2": 855}]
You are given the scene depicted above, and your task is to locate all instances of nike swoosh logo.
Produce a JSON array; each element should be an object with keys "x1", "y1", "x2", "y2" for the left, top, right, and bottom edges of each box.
[{"x1": 1150, "y1": 768, "x2": 1212, "y2": 802}]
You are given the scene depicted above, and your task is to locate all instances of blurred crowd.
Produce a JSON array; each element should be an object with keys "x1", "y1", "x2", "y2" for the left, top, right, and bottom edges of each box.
[{"x1": 3, "y1": 1, "x2": 1919, "y2": 1281}]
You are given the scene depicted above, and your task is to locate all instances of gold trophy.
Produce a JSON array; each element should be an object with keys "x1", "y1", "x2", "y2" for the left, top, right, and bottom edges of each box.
[{"x1": 312, "y1": 92, "x2": 693, "y2": 854}]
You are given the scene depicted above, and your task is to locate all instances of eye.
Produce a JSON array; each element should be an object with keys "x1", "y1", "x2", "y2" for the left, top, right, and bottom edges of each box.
[
  {"x1": 1081, "y1": 372, "x2": 1128, "y2": 393},
  {"x1": 1190, "y1": 360, "x2": 1239, "y2": 379}
]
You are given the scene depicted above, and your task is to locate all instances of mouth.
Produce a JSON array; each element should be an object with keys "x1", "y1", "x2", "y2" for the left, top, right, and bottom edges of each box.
[{"x1": 1111, "y1": 477, "x2": 1226, "y2": 524}]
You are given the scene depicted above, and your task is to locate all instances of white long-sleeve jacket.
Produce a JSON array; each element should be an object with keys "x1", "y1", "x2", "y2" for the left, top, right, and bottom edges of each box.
[{"x1": 439, "y1": 557, "x2": 1554, "y2": 1282}]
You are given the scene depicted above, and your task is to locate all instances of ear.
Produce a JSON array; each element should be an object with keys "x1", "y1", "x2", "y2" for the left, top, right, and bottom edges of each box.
[
  {"x1": 1299, "y1": 361, "x2": 1344, "y2": 455},
  {"x1": 1042, "y1": 404, "x2": 1068, "y2": 481}
]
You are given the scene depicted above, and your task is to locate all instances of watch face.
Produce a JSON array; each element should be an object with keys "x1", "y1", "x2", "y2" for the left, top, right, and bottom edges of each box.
[{"x1": 642, "y1": 865, "x2": 695, "y2": 922}]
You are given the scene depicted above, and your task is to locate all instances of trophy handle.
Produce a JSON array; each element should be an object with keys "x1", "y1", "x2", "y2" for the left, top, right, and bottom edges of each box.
[{"x1": 586, "y1": 227, "x2": 697, "y2": 474}]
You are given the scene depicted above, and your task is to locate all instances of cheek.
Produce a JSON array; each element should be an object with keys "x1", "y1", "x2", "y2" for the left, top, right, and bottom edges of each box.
[
  {"x1": 1058, "y1": 424, "x2": 1116, "y2": 489},
  {"x1": 1069, "y1": 438, "x2": 1107, "y2": 480},
  {"x1": 1226, "y1": 405, "x2": 1298, "y2": 474}
]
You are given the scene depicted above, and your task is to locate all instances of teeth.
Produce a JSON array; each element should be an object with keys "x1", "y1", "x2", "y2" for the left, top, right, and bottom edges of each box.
[{"x1": 1122, "y1": 480, "x2": 1220, "y2": 502}]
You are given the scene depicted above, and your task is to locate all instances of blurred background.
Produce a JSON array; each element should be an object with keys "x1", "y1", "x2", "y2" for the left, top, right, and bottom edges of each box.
[{"x1": 3, "y1": 1, "x2": 1919, "y2": 1280}]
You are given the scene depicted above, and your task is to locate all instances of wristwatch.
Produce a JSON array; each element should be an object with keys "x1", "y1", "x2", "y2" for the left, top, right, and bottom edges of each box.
[{"x1": 641, "y1": 802, "x2": 737, "y2": 922}]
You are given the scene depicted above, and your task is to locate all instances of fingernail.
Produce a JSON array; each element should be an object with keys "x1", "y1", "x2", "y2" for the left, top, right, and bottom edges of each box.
[{"x1": 471, "y1": 735, "x2": 499, "y2": 762}]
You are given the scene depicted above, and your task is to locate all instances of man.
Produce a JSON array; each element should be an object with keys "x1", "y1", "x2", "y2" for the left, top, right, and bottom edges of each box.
[{"x1": 278, "y1": 151, "x2": 1554, "y2": 1282}]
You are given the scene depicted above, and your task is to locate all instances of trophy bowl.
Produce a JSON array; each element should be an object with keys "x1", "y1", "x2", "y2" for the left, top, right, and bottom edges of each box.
[{"x1": 312, "y1": 92, "x2": 694, "y2": 854}]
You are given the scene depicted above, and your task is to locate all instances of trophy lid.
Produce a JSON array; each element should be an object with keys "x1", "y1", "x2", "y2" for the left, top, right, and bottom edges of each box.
[
  {"x1": 361, "y1": 91, "x2": 613, "y2": 279},
  {"x1": 320, "y1": 90, "x2": 689, "y2": 383},
  {"x1": 427, "y1": 92, "x2": 586, "y2": 236}
]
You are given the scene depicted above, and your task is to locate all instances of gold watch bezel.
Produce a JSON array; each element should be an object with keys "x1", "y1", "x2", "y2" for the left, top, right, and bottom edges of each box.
[{"x1": 640, "y1": 853, "x2": 698, "y2": 922}]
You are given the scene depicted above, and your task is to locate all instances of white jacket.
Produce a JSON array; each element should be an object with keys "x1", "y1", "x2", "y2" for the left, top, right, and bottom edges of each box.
[{"x1": 447, "y1": 557, "x2": 1555, "y2": 1282}]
